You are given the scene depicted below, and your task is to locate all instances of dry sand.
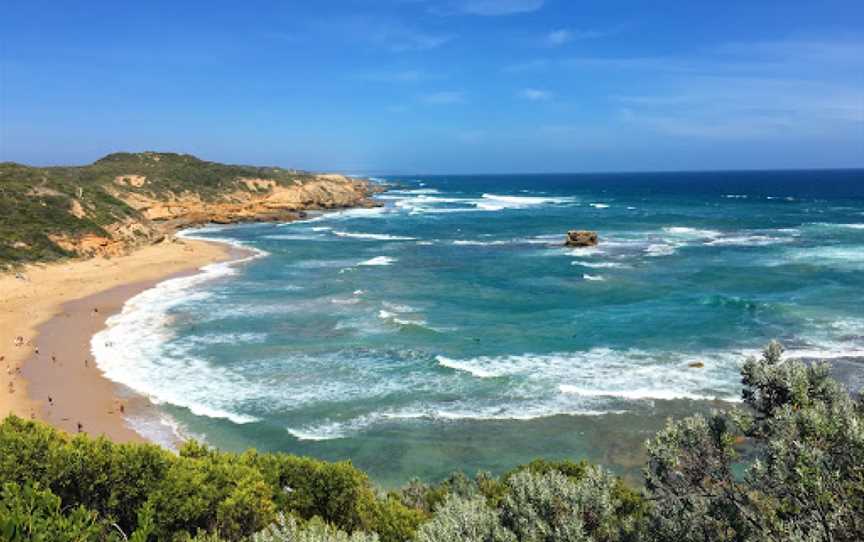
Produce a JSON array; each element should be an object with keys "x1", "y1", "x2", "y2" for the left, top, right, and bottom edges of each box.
[{"x1": 0, "y1": 238, "x2": 234, "y2": 442}]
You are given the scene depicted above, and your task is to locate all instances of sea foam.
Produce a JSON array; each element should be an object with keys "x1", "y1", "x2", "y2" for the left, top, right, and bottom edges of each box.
[{"x1": 91, "y1": 240, "x2": 268, "y2": 425}]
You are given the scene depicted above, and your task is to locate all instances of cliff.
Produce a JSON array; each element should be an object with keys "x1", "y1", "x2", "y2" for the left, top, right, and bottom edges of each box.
[{"x1": 0, "y1": 152, "x2": 380, "y2": 267}]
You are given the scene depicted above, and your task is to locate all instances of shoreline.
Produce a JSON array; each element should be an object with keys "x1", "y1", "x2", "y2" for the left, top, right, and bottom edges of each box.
[{"x1": 0, "y1": 237, "x2": 243, "y2": 442}]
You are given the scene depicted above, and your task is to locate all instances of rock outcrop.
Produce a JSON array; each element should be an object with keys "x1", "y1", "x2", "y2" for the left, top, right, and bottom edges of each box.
[
  {"x1": 565, "y1": 230, "x2": 598, "y2": 247},
  {"x1": 0, "y1": 152, "x2": 384, "y2": 266},
  {"x1": 109, "y1": 174, "x2": 378, "y2": 229}
]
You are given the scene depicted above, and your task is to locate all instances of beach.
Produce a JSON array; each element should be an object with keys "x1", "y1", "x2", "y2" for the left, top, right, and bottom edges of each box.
[{"x1": 0, "y1": 237, "x2": 234, "y2": 442}]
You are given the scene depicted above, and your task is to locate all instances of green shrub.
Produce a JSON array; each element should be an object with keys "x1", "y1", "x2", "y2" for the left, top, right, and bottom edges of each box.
[
  {"x1": 645, "y1": 341, "x2": 864, "y2": 541},
  {"x1": 0, "y1": 482, "x2": 109, "y2": 542},
  {"x1": 1, "y1": 341, "x2": 861, "y2": 541}
]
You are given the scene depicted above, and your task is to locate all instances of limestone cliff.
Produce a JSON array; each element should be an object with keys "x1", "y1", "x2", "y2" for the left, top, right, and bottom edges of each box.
[{"x1": 0, "y1": 152, "x2": 382, "y2": 267}]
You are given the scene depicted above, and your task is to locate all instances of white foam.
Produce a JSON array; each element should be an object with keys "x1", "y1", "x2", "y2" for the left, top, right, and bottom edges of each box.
[
  {"x1": 332, "y1": 231, "x2": 415, "y2": 241},
  {"x1": 382, "y1": 301, "x2": 419, "y2": 313},
  {"x1": 126, "y1": 411, "x2": 194, "y2": 452},
  {"x1": 435, "y1": 348, "x2": 744, "y2": 404},
  {"x1": 358, "y1": 256, "x2": 396, "y2": 266},
  {"x1": 663, "y1": 226, "x2": 722, "y2": 238},
  {"x1": 571, "y1": 261, "x2": 628, "y2": 269},
  {"x1": 723, "y1": 194, "x2": 749, "y2": 199},
  {"x1": 389, "y1": 188, "x2": 440, "y2": 195},
  {"x1": 480, "y1": 193, "x2": 574, "y2": 206},
  {"x1": 645, "y1": 243, "x2": 677, "y2": 257},
  {"x1": 378, "y1": 303, "x2": 435, "y2": 330},
  {"x1": 473, "y1": 194, "x2": 576, "y2": 212},
  {"x1": 590, "y1": 203, "x2": 610, "y2": 209},
  {"x1": 437, "y1": 355, "x2": 498, "y2": 378},
  {"x1": 286, "y1": 402, "x2": 625, "y2": 439},
  {"x1": 582, "y1": 274, "x2": 605, "y2": 281},
  {"x1": 704, "y1": 235, "x2": 791, "y2": 247},
  {"x1": 782, "y1": 246, "x2": 864, "y2": 269},
  {"x1": 559, "y1": 385, "x2": 739, "y2": 402},
  {"x1": 565, "y1": 247, "x2": 603, "y2": 256},
  {"x1": 185, "y1": 332, "x2": 268, "y2": 345},
  {"x1": 311, "y1": 206, "x2": 389, "y2": 221},
  {"x1": 331, "y1": 297, "x2": 361, "y2": 305},
  {"x1": 90, "y1": 233, "x2": 270, "y2": 425},
  {"x1": 452, "y1": 239, "x2": 509, "y2": 246},
  {"x1": 809, "y1": 222, "x2": 864, "y2": 230}
]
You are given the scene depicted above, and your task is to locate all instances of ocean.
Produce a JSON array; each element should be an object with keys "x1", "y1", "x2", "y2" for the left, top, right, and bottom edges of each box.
[{"x1": 92, "y1": 169, "x2": 864, "y2": 486}]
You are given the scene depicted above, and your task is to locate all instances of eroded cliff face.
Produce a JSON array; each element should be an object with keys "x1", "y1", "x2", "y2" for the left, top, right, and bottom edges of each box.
[
  {"x1": 109, "y1": 174, "x2": 378, "y2": 224},
  {"x1": 0, "y1": 152, "x2": 383, "y2": 267},
  {"x1": 58, "y1": 174, "x2": 379, "y2": 258}
]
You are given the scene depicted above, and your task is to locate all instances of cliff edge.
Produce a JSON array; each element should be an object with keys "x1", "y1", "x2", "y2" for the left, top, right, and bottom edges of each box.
[{"x1": 0, "y1": 152, "x2": 380, "y2": 267}]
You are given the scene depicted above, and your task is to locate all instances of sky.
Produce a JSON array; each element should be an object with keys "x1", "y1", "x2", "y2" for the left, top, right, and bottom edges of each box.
[{"x1": 1, "y1": 0, "x2": 862, "y2": 174}]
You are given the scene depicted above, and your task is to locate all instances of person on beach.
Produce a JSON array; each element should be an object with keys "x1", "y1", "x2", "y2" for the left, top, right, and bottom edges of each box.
[{"x1": 76, "y1": 422, "x2": 83, "y2": 433}]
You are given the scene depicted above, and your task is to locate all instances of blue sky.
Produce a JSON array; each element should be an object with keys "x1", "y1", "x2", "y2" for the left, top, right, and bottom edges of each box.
[{"x1": 1, "y1": 0, "x2": 862, "y2": 173}]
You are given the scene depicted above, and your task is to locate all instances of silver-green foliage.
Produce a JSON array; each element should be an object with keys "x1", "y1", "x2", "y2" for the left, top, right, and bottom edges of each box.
[
  {"x1": 416, "y1": 495, "x2": 515, "y2": 542},
  {"x1": 501, "y1": 467, "x2": 620, "y2": 542},
  {"x1": 252, "y1": 515, "x2": 380, "y2": 542},
  {"x1": 645, "y1": 341, "x2": 864, "y2": 541}
]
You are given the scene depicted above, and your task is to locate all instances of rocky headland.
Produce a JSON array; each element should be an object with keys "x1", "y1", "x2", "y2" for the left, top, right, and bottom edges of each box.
[{"x1": 0, "y1": 152, "x2": 382, "y2": 266}]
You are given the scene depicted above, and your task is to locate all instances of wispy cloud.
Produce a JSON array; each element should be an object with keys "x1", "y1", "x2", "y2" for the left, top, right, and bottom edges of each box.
[
  {"x1": 316, "y1": 16, "x2": 453, "y2": 53},
  {"x1": 615, "y1": 76, "x2": 864, "y2": 139},
  {"x1": 358, "y1": 69, "x2": 443, "y2": 83},
  {"x1": 518, "y1": 88, "x2": 552, "y2": 101},
  {"x1": 420, "y1": 91, "x2": 466, "y2": 104},
  {"x1": 429, "y1": 0, "x2": 544, "y2": 16},
  {"x1": 457, "y1": 129, "x2": 487, "y2": 143},
  {"x1": 544, "y1": 27, "x2": 613, "y2": 47},
  {"x1": 507, "y1": 37, "x2": 864, "y2": 141}
]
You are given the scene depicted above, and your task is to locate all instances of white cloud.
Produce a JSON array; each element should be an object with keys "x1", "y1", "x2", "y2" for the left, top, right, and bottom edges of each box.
[
  {"x1": 318, "y1": 16, "x2": 453, "y2": 53},
  {"x1": 421, "y1": 91, "x2": 466, "y2": 104},
  {"x1": 544, "y1": 26, "x2": 621, "y2": 47},
  {"x1": 519, "y1": 88, "x2": 552, "y2": 101},
  {"x1": 545, "y1": 29, "x2": 573, "y2": 46},
  {"x1": 614, "y1": 76, "x2": 864, "y2": 139}
]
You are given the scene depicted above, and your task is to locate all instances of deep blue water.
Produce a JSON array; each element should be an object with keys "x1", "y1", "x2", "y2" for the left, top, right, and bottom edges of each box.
[{"x1": 94, "y1": 169, "x2": 864, "y2": 486}]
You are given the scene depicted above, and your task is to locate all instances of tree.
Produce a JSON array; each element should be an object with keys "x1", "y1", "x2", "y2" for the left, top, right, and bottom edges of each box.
[{"x1": 645, "y1": 341, "x2": 864, "y2": 541}]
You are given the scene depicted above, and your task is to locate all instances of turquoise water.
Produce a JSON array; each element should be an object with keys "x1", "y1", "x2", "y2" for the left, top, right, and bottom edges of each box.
[{"x1": 93, "y1": 170, "x2": 864, "y2": 486}]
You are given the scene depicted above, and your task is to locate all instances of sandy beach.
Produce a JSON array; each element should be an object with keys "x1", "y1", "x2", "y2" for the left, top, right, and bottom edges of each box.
[{"x1": 0, "y1": 237, "x2": 234, "y2": 442}]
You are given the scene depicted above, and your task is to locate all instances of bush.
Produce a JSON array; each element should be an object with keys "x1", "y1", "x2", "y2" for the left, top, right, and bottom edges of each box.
[
  {"x1": 253, "y1": 515, "x2": 380, "y2": 542},
  {"x1": 2, "y1": 341, "x2": 861, "y2": 541},
  {"x1": 645, "y1": 341, "x2": 864, "y2": 541},
  {"x1": 0, "y1": 482, "x2": 109, "y2": 541},
  {"x1": 416, "y1": 495, "x2": 514, "y2": 542}
]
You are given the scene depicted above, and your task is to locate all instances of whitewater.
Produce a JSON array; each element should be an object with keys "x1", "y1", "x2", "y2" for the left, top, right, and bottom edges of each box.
[{"x1": 91, "y1": 170, "x2": 864, "y2": 485}]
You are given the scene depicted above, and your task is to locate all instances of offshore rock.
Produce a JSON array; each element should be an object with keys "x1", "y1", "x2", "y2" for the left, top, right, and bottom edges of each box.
[{"x1": 565, "y1": 230, "x2": 598, "y2": 247}]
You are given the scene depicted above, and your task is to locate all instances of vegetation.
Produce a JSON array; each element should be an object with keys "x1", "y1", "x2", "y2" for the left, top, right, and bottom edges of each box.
[
  {"x1": 0, "y1": 152, "x2": 320, "y2": 268},
  {"x1": 0, "y1": 342, "x2": 861, "y2": 540}
]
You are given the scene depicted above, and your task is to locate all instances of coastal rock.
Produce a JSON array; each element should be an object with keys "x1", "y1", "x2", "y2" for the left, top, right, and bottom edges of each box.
[{"x1": 565, "y1": 230, "x2": 598, "y2": 247}]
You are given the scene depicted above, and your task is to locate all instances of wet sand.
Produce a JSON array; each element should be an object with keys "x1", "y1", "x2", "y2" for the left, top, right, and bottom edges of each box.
[{"x1": 0, "y1": 238, "x2": 236, "y2": 441}]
